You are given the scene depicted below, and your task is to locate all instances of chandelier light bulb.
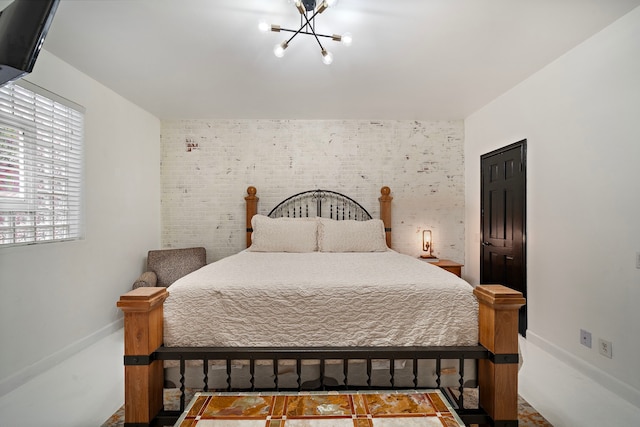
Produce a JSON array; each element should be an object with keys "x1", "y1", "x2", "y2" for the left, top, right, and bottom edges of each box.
[
  {"x1": 321, "y1": 49, "x2": 334, "y2": 65},
  {"x1": 326, "y1": 0, "x2": 339, "y2": 7},
  {"x1": 341, "y1": 32, "x2": 353, "y2": 46},
  {"x1": 258, "y1": 21, "x2": 269, "y2": 33},
  {"x1": 274, "y1": 42, "x2": 288, "y2": 58}
]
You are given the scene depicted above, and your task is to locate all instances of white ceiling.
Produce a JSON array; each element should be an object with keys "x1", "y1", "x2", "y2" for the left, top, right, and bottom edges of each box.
[{"x1": 13, "y1": 0, "x2": 640, "y2": 120}]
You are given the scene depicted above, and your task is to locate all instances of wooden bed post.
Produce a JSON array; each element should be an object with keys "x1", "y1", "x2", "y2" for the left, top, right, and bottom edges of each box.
[
  {"x1": 379, "y1": 186, "x2": 392, "y2": 248},
  {"x1": 245, "y1": 186, "x2": 258, "y2": 248},
  {"x1": 473, "y1": 285, "x2": 526, "y2": 427},
  {"x1": 117, "y1": 287, "x2": 169, "y2": 426}
]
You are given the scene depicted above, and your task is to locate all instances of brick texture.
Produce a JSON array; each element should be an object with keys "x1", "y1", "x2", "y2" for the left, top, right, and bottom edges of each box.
[{"x1": 161, "y1": 120, "x2": 464, "y2": 263}]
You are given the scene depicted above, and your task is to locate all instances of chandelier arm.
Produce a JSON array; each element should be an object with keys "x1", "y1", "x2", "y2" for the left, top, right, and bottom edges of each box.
[
  {"x1": 297, "y1": 9, "x2": 326, "y2": 51},
  {"x1": 278, "y1": 28, "x2": 336, "y2": 39},
  {"x1": 283, "y1": 23, "x2": 307, "y2": 45}
]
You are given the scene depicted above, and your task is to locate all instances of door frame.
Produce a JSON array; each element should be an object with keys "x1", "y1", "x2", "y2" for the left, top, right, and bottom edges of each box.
[{"x1": 480, "y1": 139, "x2": 527, "y2": 335}]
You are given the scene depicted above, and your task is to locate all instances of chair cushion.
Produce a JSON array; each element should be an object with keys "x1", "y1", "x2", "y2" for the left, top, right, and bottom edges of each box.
[{"x1": 147, "y1": 247, "x2": 207, "y2": 287}]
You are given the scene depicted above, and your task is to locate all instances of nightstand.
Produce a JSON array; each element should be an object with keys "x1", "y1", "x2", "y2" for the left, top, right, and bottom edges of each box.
[{"x1": 431, "y1": 259, "x2": 463, "y2": 277}]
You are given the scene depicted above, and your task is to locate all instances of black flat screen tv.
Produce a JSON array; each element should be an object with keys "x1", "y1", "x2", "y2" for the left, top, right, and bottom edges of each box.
[{"x1": 0, "y1": 0, "x2": 60, "y2": 86}]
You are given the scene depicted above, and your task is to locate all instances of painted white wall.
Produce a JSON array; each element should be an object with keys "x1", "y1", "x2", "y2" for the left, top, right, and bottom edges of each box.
[
  {"x1": 0, "y1": 51, "x2": 161, "y2": 394},
  {"x1": 465, "y1": 7, "x2": 640, "y2": 406}
]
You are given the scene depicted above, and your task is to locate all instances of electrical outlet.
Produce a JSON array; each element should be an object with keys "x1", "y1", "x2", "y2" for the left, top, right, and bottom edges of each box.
[
  {"x1": 598, "y1": 338, "x2": 613, "y2": 358},
  {"x1": 636, "y1": 252, "x2": 640, "y2": 269},
  {"x1": 580, "y1": 329, "x2": 592, "y2": 348}
]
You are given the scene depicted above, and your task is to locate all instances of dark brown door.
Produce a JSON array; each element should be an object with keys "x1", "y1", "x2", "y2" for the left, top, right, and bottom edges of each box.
[{"x1": 481, "y1": 140, "x2": 527, "y2": 336}]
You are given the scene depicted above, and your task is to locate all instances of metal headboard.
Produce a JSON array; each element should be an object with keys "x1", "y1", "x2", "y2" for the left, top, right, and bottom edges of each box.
[{"x1": 268, "y1": 189, "x2": 372, "y2": 221}]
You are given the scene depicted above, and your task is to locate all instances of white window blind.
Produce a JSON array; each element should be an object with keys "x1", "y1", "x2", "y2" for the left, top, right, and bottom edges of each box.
[{"x1": 0, "y1": 81, "x2": 84, "y2": 247}]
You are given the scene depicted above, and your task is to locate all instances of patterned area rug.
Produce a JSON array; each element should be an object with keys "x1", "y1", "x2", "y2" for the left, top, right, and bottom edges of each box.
[
  {"x1": 101, "y1": 388, "x2": 552, "y2": 427},
  {"x1": 173, "y1": 390, "x2": 465, "y2": 426}
]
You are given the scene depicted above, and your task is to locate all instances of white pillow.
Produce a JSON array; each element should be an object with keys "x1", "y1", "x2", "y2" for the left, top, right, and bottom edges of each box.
[
  {"x1": 318, "y1": 218, "x2": 388, "y2": 252},
  {"x1": 248, "y1": 215, "x2": 318, "y2": 252}
]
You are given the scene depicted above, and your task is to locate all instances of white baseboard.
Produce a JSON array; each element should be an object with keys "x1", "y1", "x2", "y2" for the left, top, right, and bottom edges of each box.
[
  {"x1": 527, "y1": 330, "x2": 640, "y2": 408},
  {"x1": 0, "y1": 318, "x2": 123, "y2": 398}
]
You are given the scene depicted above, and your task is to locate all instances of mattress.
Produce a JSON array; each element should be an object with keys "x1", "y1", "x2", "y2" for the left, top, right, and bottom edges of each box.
[{"x1": 163, "y1": 250, "x2": 478, "y2": 348}]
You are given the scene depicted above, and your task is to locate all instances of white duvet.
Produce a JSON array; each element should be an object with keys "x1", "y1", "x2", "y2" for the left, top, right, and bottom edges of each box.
[{"x1": 164, "y1": 250, "x2": 478, "y2": 348}]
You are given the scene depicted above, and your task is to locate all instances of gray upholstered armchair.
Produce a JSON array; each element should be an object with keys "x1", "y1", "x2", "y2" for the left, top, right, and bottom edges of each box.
[{"x1": 132, "y1": 247, "x2": 207, "y2": 289}]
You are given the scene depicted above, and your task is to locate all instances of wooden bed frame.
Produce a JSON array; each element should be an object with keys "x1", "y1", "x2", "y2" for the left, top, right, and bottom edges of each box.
[{"x1": 117, "y1": 186, "x2": 525, "y2": 427}]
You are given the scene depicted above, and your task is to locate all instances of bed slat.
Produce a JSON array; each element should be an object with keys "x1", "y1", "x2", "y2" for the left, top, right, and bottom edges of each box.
[{"x1": 203, "y1": 357, "x2": 209, "y2": 392}]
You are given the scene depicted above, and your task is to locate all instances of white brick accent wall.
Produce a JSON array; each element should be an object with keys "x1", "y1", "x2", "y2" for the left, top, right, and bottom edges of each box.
[{"x1": 161, "y1": 120, "x2": 464, "y2": 263}]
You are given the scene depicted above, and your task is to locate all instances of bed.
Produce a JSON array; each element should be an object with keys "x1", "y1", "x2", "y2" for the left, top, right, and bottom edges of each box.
[{"x1": 117, "y1": 186, "x2": 525, "y2": 427}]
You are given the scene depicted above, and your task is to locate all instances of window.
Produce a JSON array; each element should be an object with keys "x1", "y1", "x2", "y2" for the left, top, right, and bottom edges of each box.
[{"x1": 0, "y1": 81, "x2": 84, "y2": 247}]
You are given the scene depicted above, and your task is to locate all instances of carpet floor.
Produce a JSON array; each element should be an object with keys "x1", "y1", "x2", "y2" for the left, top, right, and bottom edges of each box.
[{"x1": 102, "y1": 388, "x2": 552, "y2": 427}]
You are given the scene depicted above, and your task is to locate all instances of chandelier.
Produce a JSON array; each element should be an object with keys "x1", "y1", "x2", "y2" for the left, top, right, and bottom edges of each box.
[{"x1": 259, "y1": 0, "x2": 352, "y2": 65}]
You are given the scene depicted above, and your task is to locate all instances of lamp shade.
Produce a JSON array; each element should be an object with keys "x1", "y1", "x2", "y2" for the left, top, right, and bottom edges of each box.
[
  {"x1": 420, "y1": 229, "x2": 435, "y2": 259},
  {"x1": 423, "y1": 230, "x2": 432, "y2": 252}
]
